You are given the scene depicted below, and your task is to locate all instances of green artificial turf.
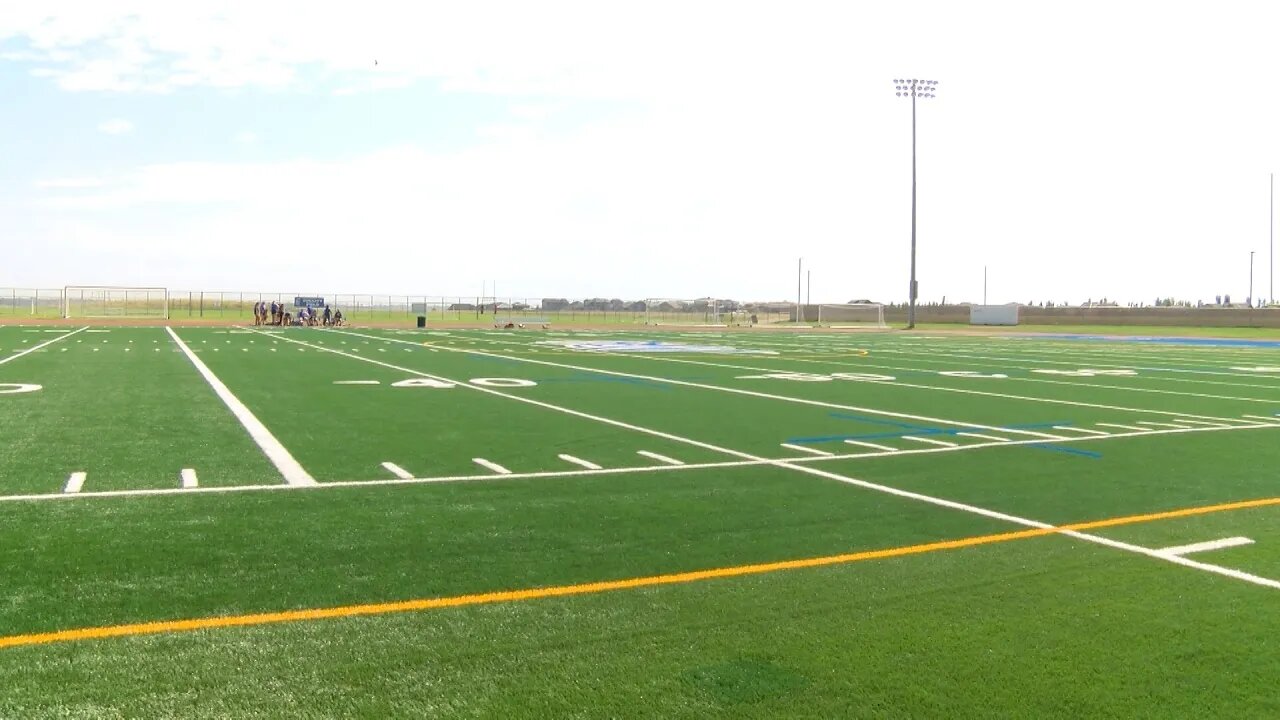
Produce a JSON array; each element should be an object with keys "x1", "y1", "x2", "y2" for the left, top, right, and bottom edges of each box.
[{"x1": 1, "y1": 325, "x2": 1279, "y2": 717}]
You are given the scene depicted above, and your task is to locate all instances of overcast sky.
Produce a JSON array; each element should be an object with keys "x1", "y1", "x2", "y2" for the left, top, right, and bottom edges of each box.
[{"x1": 1, "y1": 1, "x2": 1277, "y2": 305}]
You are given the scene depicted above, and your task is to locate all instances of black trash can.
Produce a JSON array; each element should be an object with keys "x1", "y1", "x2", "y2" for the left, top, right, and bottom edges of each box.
[{"x1": 416, "y1": 316, "x2": 426, "y2": 328}]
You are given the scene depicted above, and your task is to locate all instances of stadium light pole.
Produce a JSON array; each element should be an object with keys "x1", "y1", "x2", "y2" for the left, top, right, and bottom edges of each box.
[
  {"x1": 894, "y1": 78, "x2": 938, "y2": 328},
  {"x1": 1270, "y1": 172, "x2": 1274, "y2": 304},
  {"x1": 796, "y1": 257, "x2": 803, "y2": 322}
]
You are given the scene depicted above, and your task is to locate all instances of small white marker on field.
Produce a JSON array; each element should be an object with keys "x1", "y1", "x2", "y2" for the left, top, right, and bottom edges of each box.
[
  {"x1": 380, "y1": 462, "x2": 414, "y2": 479},
  {"x1": 334, "y1": 380, "x2": 380, "y2": 385},
  {"x1": 64, "y1": 472, "x2": 86, "y2": 494},
  {"x1": 637, "y1": 450, "x2": 684, "y2": 466},
  {"x1": 1096, "y1": 423, "x2": 1146, "y2": 432},
  {"x1": 181, "y1": 468, "x2": 198, "y2": 489},
  {"x1": 1161, "y1": 536, "x2": 1254, "y2": 557},
  {"x1": 472, "y1": 458, "x2": 512, "y2": 475},
  {"x1": 843, "y1": 439, "x2": 899, "y2": 452},
  {"x1": 559, "y1": 454, "x2": 603, "y2": 470},
  {"x1": 780, "y1": 443, "x2": 834, "y2": 456},
  {"x1": 902, "y1": 436, "x2": 959, "y2": 448},
  {"x1": 1053, "y1": 426, "x2": 1110, "y2": 436},
  {"x1": 1166, "y1": 418, "x2": 1230, "y2": 428}
]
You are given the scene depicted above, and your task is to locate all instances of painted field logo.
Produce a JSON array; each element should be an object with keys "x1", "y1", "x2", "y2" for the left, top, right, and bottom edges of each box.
[{"x1": 536, "y1": 340, "x2": 778, "y2": 355}]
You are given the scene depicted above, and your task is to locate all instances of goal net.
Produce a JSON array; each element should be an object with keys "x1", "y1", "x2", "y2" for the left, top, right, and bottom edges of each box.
[
  {"x1": 643, "y1": 298, "x2": 734, "y2": 326},
  {"x1": 63, "y1": 286, "x2": 169, "y2": 319},
  {"x1": 815, "y1": 303, "x2": 887, "y2": 328}
]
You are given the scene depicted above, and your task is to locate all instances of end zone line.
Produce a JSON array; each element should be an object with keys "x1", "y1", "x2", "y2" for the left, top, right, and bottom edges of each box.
[
  {"x1": 166, "y1": 327, "x2": 316, "y2": 487},
  {"x1": 0, "y1": 327, "x2": 86, "y2": 366},
  {"x1": 4, "y1": 495, "x2": 1279, "y2": 651}
]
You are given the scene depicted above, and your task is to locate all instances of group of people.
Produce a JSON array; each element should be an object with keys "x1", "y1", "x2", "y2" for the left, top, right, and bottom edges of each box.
[{"x1": 252, "y1": 301, "x2": 344, "y2": 327}]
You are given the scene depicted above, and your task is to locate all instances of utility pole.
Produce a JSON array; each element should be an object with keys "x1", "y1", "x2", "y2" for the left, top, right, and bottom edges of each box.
[
  {"x1": 894, "y1": 78, "x2": 939, "y2": 329},
  {"x1": 1249, "y1": 251, "x2": 1255, "y2": 308},
  {"x1": 807, "y1": 270, "x2": 811, "y2": 306}
]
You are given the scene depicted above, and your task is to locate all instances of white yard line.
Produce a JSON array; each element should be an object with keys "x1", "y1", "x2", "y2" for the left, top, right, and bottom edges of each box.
[
  {"x1": 2, "y1": 422, "x2": 1276, "y2": 505},
  {"x1": 1157, "y1": 418, "x2": 1232, "y2": 428},
  {"x1": 1160, "y1": 536, "x2": 1255, "y2": 556},
  {"x1": 558, "y1": 454, "x2": 603, "y2": 470},
  {"x1": 1096, "y1": 423, "x2": 1148, "y2": 432},
  {"x1": 1136, "y1": 421, "x2": 1195, "y2": 429},
  {"x1": 1053, "y1": 426, "x2": 1111, "y2": 436},
  {"x1": 298, "y1": 329, "x2": 1280, "y2": 591},
  {"x1": 456, "y1": 331, "x2": 1280, "y2": 420},
  {"x1": 167, "y1": 327, "x2": 316, "y2": 487},
  {"x1": 843, "y1": 439, "x2": 900, "y2": 452},
  {"x1": 636, "y1": 450, "x2": 685, "y2": 466},
  {"x1": 473, "y1": 458, "x2": 513, "y2": 475},
  {"x1": 1242, "y1": 414, "x2": 1280, "y2": 424},
  {"x1": 459, "y1": 331, "x2": 1261, "y2": 426},
  {"x1": 380, "y1": 462, "x2": 415, "y2": 479},
  {"x1": 180, "y1": 468, "x2": 199, "y2": 489},
  {"x1": 1152, "y1": 415, "x2": 1228, "y2": 425},
  {"x1": 956, "y1": 432, "x2": 1010, "y2": 442},
  {"x1": 0, "y1": 327, "x2": 86, "y2": 366},
  {"x1": 331, "y1": 329, "x2": 1067, "y2": 441},
  {"x1": 780, "y1": 443, "x2": 835, "y2": 456},
  {"x1": 63, "y1": 472, "x2": 86, "y2": 494},
  {"x1": 902, "y1": 435, "x2": 959, "y2": 448}
]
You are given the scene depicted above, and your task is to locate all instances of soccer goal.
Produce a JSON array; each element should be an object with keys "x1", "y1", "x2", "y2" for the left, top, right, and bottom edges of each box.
[
  {"x1": 63, "y1": 286, "x2": 169, "y2": 320},
  {"x1": 815, "y1": 303, "x2": 887, "y2": 329},
  {"x1": 643, "y1": 298, "x2": 729, "y2": 326}
]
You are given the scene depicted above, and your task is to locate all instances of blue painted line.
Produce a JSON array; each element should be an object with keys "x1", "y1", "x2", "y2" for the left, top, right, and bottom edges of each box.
[
  {"x1": 1013, "y1": 333, "x2": 1280, "y2": 349},
  {"x1": 1026, "y1": 444, "x2": 1103, "y2": 459}
]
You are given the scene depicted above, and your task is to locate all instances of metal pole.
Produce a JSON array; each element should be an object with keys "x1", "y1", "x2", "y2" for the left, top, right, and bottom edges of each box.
[
  {"x1": 1271, "y1": 173, "x2": 1274, "y2": 304},
  {"x1": 806, "y1": 270, "x2": 811, "y2": 306},
  {"x1": 895, "y1": 79, "x2": 936, "y2": 327},
  {"x1": 1249, "y1": 251, "x2": 1255, "y2": 308},
  {"x1": 909, "y1": 89, "x2": 918, "y2": 328},
  {"x1": 796, "y1": 257, "x2": 802, "y2": 322}
]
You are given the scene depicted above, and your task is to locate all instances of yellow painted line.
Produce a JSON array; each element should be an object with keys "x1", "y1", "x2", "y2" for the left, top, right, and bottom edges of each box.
[
  {"x1": 1063, "y1": 495, "x2": 1280, "y2": 532},
  {"x1": 2, "y1": 495, "x2": 1277, "y2": 651}
]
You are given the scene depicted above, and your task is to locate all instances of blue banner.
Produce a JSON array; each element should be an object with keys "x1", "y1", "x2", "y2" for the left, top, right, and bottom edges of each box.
[{"x1": 294, "y1": 296, "x2": 325, "y2": 308}]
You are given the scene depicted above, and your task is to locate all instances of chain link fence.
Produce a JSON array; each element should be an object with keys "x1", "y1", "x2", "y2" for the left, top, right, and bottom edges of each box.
[{"x1": 0, "y1": 289, "x2": 799, "y2": 325}]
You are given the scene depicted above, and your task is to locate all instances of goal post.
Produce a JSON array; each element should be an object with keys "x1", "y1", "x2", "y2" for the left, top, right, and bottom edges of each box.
[
  {"x1": 815, "y1": 303, "x2": 887, "y2": 329},
  {"x1": 63, "y1": 286, "x2": 169, "y2": 320}
]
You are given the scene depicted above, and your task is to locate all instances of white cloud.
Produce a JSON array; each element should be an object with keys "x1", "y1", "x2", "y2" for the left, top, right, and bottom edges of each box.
[
  {"x1": 34, "y1": 177, "x2": 107, "y2": 189},
  {"x1": 233, "y1": 130, "x2": 258, "y2": 144},
  {"x1": 97, "y1": 118, "x2": 133, "y2": 134},
  {"x1": 4, "y1": 1, "x2": 1280, "y2": 303}
]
